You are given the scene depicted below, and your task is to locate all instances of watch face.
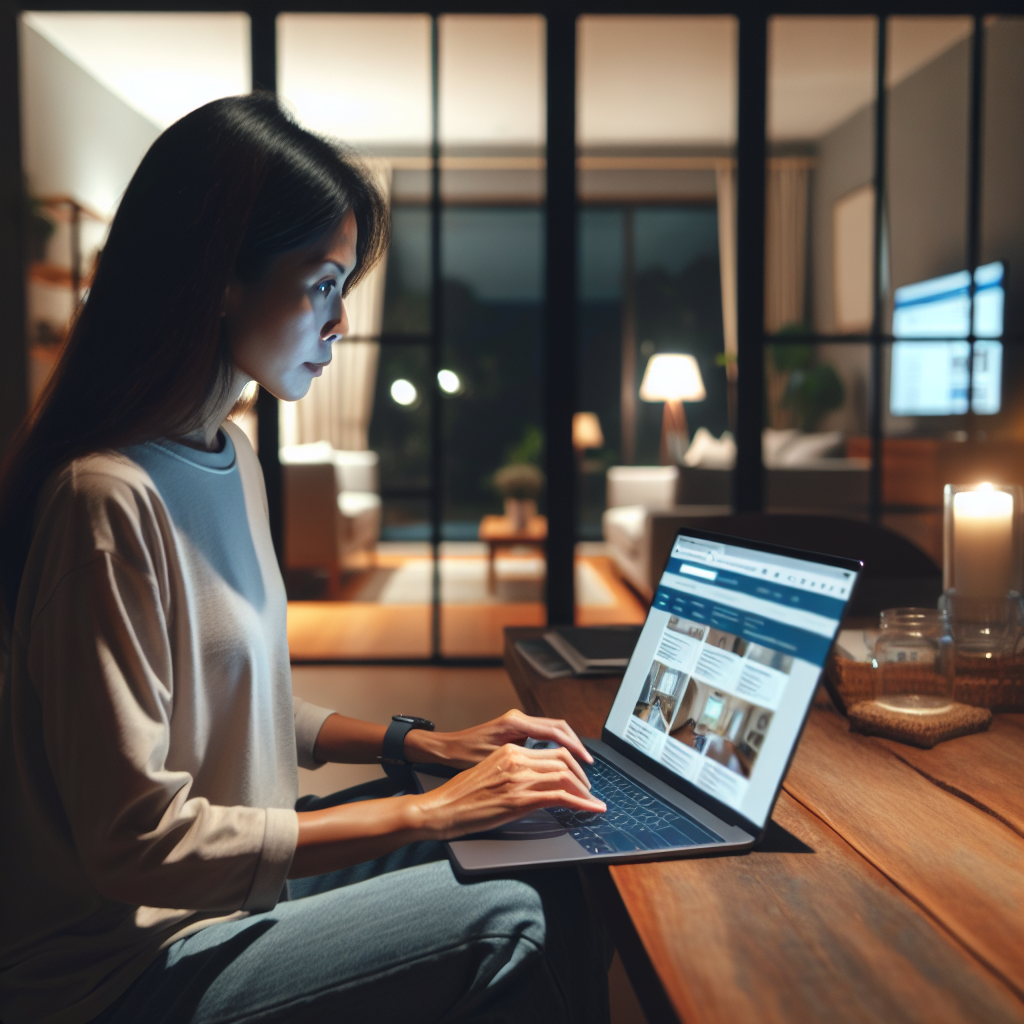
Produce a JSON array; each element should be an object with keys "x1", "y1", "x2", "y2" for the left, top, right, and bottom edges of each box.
[{"x1": 393, "y1": 715, "x2": 435, "y2": 730}]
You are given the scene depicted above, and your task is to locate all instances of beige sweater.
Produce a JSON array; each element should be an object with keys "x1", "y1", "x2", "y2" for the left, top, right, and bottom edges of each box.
[{"x1": 0, "y1": 422, "x2": 335, "y2": 1024}]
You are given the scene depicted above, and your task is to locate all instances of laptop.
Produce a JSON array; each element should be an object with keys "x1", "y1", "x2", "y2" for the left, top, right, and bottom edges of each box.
[{"x1": 416, "y1": 527, "x2": 862, "y2": 873}]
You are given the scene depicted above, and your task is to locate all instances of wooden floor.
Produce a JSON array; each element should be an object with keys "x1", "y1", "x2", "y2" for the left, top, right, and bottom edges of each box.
[{"x1": 288, "y1": 554, "x2": 647, "y2": 660}]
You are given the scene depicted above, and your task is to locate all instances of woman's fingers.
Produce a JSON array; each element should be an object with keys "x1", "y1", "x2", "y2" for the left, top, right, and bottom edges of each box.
[
  {"x1": 492, "y1": 746, "x2": 603, "y2": 807},
  {"x1": 422, "y1": 744, "x2": 607, "y2": 839},
  {"x1": 498, "y1": 710, "x2": 594, "y2": 765},
  {"x1": 511, "y1": 745, "x2": 592, "y2": 791}
]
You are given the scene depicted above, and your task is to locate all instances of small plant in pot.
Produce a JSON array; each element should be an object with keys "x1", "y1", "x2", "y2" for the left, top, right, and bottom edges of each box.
[{"x1": 493, "y1": 463, "x2": 545, "y2": 530}]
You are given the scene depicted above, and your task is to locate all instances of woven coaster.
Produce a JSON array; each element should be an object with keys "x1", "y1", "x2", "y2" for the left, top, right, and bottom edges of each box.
[{"x1": 847, "y1": 700, "x2": 992, "y2": 749}]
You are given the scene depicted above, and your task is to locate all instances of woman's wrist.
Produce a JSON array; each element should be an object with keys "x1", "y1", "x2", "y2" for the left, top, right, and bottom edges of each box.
[{"x1": 402, "y1": 727, "x2": 449, "y2": 765}]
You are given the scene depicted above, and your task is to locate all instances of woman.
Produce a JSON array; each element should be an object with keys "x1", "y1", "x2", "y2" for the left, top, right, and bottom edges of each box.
[{"x1": 0, "y1": 95, "x2": 608, "y2": 1024}]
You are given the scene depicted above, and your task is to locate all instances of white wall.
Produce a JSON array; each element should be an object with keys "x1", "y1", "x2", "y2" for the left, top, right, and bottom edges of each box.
[{"x1": 20, "y1": 21, "x2": 160, "y2": 219}]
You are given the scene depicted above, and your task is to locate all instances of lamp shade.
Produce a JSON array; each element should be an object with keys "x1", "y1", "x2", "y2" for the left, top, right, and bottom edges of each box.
[
  {"x1": 572, "y1": 411, "x2": 604, "y2": 450},
  {"x1": 639, "y1": 354, "x2": 706, "y2": 403}
]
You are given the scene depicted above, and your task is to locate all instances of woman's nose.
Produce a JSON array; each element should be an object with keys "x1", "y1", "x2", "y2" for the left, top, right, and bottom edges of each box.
[{"x1": 321, "y1": 299, "x2": 349, "y2": 344}]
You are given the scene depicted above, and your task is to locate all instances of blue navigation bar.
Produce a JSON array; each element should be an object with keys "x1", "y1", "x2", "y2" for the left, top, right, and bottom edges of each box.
[
  {"x1": 652, "y1": 585, "x2": 838, "y2": 665},
  {"x1": 665, "y1": 557, "x2": 849, "y2": 620}
]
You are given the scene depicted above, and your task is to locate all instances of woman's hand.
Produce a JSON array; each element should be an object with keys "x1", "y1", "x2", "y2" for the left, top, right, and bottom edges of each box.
[
  {"x1": 405, "y1": 708, "x2": 593, "y2": 771},
  {"x1": 293, "y1": 711, "x2": 603, "y2": 877},
  {"x1": 413, "y1": 742, "x2": 607, "y2": 841}
]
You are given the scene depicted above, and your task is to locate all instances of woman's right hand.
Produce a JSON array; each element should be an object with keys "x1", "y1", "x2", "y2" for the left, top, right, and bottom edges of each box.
[
  {"x1": 291, "y1": 743, "x2": 605, "y2": 878},
  {"x1": 414, "y1": 743, "x2": 606, "y2": 841}
]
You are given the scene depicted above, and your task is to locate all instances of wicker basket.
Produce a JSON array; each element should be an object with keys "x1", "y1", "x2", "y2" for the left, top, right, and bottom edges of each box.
[{"x1": 824, "y1": 651, "x2": 1023, "y2": 716}]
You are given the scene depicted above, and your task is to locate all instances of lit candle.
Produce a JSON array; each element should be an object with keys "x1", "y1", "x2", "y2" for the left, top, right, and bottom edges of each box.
[{"x1": 953, "y1": 484, "x2": 1014, "y2": 599}]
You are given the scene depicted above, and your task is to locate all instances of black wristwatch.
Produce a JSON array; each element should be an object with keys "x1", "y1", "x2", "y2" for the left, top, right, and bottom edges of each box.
[{"x1": 379, "y1": 715, "x2": 435, "y2": 785}]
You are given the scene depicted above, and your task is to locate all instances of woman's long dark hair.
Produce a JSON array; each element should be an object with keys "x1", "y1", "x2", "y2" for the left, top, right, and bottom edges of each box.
[{"x1": 0, "y1": 94, "x2": 389, "y2": 618}]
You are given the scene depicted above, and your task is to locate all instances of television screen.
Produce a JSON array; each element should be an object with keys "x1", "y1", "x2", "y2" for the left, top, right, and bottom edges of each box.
[{"x1": 890, "y1": 261, "x2": 1004, "y2": 416}]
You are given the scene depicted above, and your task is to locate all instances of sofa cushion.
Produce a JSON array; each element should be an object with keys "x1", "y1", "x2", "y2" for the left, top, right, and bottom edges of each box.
[
  {"x1": 602, "y1": 505, "x2": 647, "y2": 558},
  {"x1": 606, "y1": 466, "x2": 679, "y2": 510},
  {"x1": 337, "y1": 491, "x2": 382, "y2": 518}
]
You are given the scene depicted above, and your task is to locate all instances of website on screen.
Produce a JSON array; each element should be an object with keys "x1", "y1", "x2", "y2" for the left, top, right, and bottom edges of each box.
[{"x1": 605, "y1": 535, "x2": 855, "y2": 827}]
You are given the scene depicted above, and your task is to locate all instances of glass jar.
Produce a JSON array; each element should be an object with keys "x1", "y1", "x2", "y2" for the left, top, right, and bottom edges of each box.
[{"x1": 873, "y1": 608, "x2": 954, "y2": 714}]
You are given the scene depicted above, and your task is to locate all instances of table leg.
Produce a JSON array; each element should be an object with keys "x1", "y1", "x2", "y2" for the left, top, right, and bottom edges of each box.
[{"x1": 488, "y1": 543, "x2": 497, "y2": 594}]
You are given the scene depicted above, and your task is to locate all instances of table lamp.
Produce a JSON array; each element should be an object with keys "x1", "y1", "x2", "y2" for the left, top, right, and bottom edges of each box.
[
  {"x1": 639, "y1": 354, "x2": 706, "y2": 465},
  {"x1": 572, "y1": 412, "x2": 604, "y2": 452}
]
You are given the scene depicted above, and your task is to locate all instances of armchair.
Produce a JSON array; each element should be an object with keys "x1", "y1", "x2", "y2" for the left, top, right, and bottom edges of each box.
[{"x1": 279, "y1": 442, "x2": 381, "y2": 593}]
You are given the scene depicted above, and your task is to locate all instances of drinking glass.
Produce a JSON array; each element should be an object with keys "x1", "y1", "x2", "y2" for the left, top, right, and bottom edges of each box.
[{"x1": 873, "y1": 608, "x2": 954, "y2": 714}]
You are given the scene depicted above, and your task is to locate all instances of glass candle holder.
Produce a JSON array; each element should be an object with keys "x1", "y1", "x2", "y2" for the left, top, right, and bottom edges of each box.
[
  {"x1": 874, "y1": 608, "x2": 955, "y2": 714},
  {"x1": 940, "y1": 483, "x2": 1024, "y2": 657}
]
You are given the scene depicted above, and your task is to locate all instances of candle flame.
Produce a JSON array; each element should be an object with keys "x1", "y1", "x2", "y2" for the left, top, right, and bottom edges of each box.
[{"x1": 977, "y1": 482, "x2": 994, "y2": 492}]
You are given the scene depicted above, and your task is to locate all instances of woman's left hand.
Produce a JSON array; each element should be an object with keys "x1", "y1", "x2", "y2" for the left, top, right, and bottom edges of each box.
[{"x1": 404, "y1": 709, "x2": 593, "y2": 771}]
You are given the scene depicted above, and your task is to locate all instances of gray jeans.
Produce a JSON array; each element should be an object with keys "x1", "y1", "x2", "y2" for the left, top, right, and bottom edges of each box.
[{"x1": 92, "y1": 778, "x2": 610, "y2": 1024}]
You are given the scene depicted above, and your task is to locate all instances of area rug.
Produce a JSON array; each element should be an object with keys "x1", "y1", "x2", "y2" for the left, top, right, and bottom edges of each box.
[{"x1": 350, "y1": 557, "x2": 616, "y2": 607}]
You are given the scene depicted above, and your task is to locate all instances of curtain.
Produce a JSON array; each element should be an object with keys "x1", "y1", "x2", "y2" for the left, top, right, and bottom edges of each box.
[
  {"x1": 764, "y1": 158, "x2": 810, "y2": 334},
  {"x1": 764, "y1": 158, "x2": 811, "y2": 429},
  {"x1": 715, "y1": 161, "x2": 738, "y2": 430},
  {"x1": 280, "y1": 160, "x2": 392, "y2": 451}
]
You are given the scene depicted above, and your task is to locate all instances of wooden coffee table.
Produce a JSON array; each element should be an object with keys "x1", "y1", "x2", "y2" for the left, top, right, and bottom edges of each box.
[
  {"x1": 478, "y1": 515, "x2": 548, "y2": 594},
  {"x1": 503, "y1": 626, "x2": 1024, "y2": 1024}
]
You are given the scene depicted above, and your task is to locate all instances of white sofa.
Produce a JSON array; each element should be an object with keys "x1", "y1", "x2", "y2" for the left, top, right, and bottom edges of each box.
[
  {"x1": 602, "y1": 466, "x2": 729, "y2": 599},
  {"x1": 279, "y1": 442, "x2": 382, "y2": 590}
]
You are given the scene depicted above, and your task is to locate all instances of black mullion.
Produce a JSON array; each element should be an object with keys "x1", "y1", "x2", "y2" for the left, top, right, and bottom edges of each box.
[
  {"x1": 0, "y1": 4, "x2": 27, "y2": 461},
  {"x1": 965, "y1": 14, "x2": 984, "y2": 425},
  {"x1": 734, "y1": 12, "x2": 767, "y2": 514},
  {"x1": 620, "y1": 207, "x2": 636, "y2": 466},
  {"x1": 429, "y1": 14, "x2": 443, "y2": 659},
  {"x1": 16, "y1": 2, "x2": 1024, "y2": 18},
  {"x1": 250, "y1": 7, "x2": 283, "y2": 560},
  {"x1": 868, "y1": 16, "x2": 887, "y2": 526},
  {"x1": 544, "y1": 7, "x2": 577, "y2": 625}
]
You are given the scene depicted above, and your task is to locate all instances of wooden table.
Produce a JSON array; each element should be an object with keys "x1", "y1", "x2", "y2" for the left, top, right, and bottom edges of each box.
[
  {"x1": 478, "y1": 515, "x2": 548, "y2": 593},
  {"x1": 504, "y1": 627, "x2": 1024, "y2": 1024}
]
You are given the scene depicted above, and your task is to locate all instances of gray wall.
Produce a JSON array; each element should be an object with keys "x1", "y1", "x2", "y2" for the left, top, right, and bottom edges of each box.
[
  {"x1": 20, "y1": 22, "x2": 160, "y2": 218},
  {"x1": 980, "y1": 17, "x2": 1024, "y2": 340},
  {"x1": 809, "y1": 19, "x2": 1023, "y2": 437}
]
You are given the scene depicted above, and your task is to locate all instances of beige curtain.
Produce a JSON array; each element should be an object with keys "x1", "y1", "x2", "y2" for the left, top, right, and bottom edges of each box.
[
  {"x1": 764, "y1": 158, "x2": 811, "y2": 429},
  {"x1": 715, "y1": 161, "x2": 738, "y2": 382},
  {"x1": 764, "y1": 158, "x2": 810, "y2": 334},
  {"x1": 715, "y1": 161, "x2": 738, "y2": 430},
  {"x1": 280, "y1": 159, "x2": 392, "y2": 451}
]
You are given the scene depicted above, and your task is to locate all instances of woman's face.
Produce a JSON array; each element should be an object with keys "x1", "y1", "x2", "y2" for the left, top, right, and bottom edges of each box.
[{"x1": 225, "y1": 208, "x2": 358, "y2": 401}]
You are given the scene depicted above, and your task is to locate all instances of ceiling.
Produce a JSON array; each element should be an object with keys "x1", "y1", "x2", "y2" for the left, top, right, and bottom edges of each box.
[
  {"x1": 24, "y1": 11, "x2": 973, "y2": 147},
  {"x1": 22, "y1": 11, "x2": 250, "y2": 129}
]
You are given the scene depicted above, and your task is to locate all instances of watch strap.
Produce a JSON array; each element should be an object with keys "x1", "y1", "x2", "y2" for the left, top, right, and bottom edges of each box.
[
  {"x1": 380, "y1": 717, "x2": 432, "y2": 785},
  {"x1": 382, "y1": 718, "x2": 416, "y2": 769}
]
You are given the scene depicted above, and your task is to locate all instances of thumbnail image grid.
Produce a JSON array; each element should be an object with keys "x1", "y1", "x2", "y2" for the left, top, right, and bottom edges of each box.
[{"x1": 632, "y1": 617, "x2": 793, "y2": 779}]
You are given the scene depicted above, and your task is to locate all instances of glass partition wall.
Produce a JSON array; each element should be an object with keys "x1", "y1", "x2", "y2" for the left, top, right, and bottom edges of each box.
[
  {"x1": 576, "y1": 15, "x2": 736, "y2": 620},
  {"x1": 763, "y1": 16, "x2": 877, "y2": 525},
  {"x1": 278, "y1": 14, "x2": 548, "y2": 658},
  {"x1": 9, "y1": 5, "x2": 1021, "y2": 662}
]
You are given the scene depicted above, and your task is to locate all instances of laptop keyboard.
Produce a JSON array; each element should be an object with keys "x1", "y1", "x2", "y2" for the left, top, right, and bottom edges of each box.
[{"x1": 547, "y1": 757, "x2": 724, "y2": 855}]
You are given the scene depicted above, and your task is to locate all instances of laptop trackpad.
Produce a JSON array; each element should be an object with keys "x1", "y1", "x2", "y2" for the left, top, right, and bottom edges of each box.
[{"x1": 462, "y1": 812, "x2": 567, "y2": 841}]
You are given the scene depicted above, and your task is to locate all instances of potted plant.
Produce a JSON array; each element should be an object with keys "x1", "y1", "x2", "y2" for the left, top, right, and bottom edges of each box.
[{"x1": 492, "y1": 463, "x2": 545, "y2": 530}]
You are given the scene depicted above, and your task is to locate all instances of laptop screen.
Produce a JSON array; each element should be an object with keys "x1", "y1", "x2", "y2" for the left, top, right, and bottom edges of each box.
[{"x1": 603, "y1": 532, "x2": 857, "y2": 828}]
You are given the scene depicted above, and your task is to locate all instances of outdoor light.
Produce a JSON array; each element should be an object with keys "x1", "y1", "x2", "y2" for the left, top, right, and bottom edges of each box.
[
  {"x1": 390, "y1": 379, "x2": 418, "y2": 406},
  {"x1": 437, "y1": 369, "x2": 461, "y2": 394},
  {"x1": 639, "y1": 353, "x2": 706, "y2": 465}
]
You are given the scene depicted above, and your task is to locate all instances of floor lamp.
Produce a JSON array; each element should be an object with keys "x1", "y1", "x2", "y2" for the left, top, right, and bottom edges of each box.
[{"x1": 639, "y1": 354, "x2": 706, "y2": 465}]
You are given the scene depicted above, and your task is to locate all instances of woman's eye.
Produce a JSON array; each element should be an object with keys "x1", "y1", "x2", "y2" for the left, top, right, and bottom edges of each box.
[{"x1": 316, "y1": 280, "x2": 335, "y2": 297}]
